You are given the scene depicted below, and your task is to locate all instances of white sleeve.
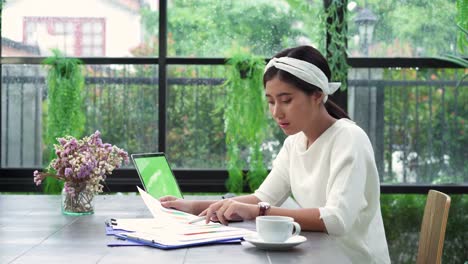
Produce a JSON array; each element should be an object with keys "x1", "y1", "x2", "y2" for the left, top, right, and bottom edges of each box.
[
  {"x1": 318, "y1": 128, "x2": 371, "y2": 236},
  {"x1": 253, "y1": 138, "x2": 292, "y2": 206}
]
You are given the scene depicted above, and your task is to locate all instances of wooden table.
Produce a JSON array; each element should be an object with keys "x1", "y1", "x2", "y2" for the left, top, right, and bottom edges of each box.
[{"x1": 0, "y1": 195, "x2": 350, "y2": 264}]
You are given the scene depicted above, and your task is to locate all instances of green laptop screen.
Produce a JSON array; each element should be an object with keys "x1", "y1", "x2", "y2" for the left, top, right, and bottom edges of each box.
[{"x1": 133, "y1": 155, "x2": 183, "y2": 199}]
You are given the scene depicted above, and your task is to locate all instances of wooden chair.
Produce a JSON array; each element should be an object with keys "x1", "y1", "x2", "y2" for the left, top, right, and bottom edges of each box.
[{"x1": 416, "y1": 190, "x2": 451, "y2": 264}]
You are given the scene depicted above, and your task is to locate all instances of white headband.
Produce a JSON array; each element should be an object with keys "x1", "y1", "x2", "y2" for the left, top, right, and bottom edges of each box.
[{"x1": 264, "y1": 57, "x2": 341, "y2": 103}]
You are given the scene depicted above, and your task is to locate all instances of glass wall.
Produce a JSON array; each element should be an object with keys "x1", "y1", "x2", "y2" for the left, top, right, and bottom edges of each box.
[
  {"x1": 167, "y1": 0, "x2": 323, "y2": 57},
  {"x1": 1, "y1": 0, "x2": 466, "y2": 186},
  {"x1": 1, "y1": 65, "x2": 43, "y2": 167},
  {"x1": 347, "y1": 0, "x2": 464, "y2": 57},
  {"x1": 82, "y1": 65, "x2": 159, "y2": 159},
  {"x1": 166, "y1": 64, "x2": 285, "y2": 169},
  {"x1": 1, "y1": 64, "x2": 158, "y2": 167},
  {"x1": 166, "y1": 65, "x2": 227, "y2": 168},
  {"x1": 348, "y1": 68, "x2": 467, "y2": 184},
  {"x1": 1, "y1": 2, "x2": 465, "y2": 263}
]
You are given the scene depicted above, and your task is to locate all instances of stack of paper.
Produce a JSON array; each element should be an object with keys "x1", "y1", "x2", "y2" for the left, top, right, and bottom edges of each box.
[{"x1": 106, "y1": 187, "x2": 254, "y2": 249}]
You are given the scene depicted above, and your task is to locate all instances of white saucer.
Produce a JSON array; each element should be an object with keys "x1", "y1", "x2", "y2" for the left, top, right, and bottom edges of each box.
[{"x1": 243, "y1": 234, "x2": 307, "y2": 250}]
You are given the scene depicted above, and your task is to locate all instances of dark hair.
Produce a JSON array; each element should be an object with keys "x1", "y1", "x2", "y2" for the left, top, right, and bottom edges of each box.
[{"x1": 263, "y1": 45, "x2": 349, "y2": 119}]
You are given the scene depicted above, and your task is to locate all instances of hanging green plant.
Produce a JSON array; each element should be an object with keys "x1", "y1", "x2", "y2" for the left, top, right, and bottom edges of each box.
[
  {"x1": 224, "y1": 51, "x2": 268, "y2": 193},
  {"x1": 434, "y1": 0, "x2": 467, "y2": 87},
  {"x1": 456, "y1": 0, "x2": 468, "y2": 54},
  {"x1": 41, "y1": 49, "x2": 86, "y2": 193},
  {"x1": 323, "y1": 0, "x2": 349, "y2": 90}
]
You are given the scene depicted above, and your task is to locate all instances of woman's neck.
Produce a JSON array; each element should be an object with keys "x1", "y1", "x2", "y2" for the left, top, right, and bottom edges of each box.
[{"x1": 304, "y1": 111, "x2": 337, "y2": 148}]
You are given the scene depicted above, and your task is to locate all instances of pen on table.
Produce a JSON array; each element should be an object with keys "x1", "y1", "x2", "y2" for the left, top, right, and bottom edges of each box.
[
  {"x1": 188, "y1": 211, "x2": 222, "y2": 224},
  {"x1": 188, "y1": 215, "x2": 208, "y2": 224}
]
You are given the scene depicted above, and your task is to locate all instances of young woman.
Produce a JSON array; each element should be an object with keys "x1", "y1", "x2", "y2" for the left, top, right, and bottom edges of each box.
[{"x1": 160, "y1": 45, "x2": 390, "y2": 263}]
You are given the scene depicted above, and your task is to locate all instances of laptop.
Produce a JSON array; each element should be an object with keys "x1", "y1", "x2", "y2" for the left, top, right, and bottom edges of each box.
[{"x1": 131, "y1": 152, "x2": 183, "y2": 199}]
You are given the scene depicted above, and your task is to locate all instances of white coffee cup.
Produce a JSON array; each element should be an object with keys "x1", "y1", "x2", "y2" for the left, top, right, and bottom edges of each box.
[{"x1": 256, "y1": 216, "x2": 301, "y2": 243}]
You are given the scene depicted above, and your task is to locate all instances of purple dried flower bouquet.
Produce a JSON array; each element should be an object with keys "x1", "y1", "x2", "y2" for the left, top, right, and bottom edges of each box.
[{"x1": 34, "y1": 131, "x2": 129, "y2": 215}]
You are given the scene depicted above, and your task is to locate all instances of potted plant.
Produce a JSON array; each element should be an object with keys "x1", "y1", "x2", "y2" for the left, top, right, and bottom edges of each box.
[
  {"x1": 41, "y1": 49, "x2": 86, "y2": 193},
  {"x1": 224, "y1": 50, "x2": 268, "y2": 193}
]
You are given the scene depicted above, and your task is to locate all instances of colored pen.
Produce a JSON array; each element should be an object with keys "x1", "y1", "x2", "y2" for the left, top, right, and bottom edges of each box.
[{"x1": 188, "y1": 216, "x2": 208, "y2": 224}]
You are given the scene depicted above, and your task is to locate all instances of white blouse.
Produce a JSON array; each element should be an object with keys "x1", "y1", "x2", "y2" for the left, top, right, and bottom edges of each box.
[{"x1": 254, "y1": 119, "x2": 390, "y2": 264}]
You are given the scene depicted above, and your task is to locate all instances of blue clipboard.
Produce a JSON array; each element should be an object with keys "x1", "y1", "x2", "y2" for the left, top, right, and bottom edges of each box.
[
  {"x1": 105, "y1": 219, "x2": 141, "y2": 246},
  {"x1": 116, "y1": 232, "x2": 242, "y2": 250}
]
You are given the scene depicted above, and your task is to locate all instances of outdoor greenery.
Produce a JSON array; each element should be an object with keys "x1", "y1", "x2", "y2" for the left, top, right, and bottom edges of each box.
[
  {"x1": 381, "y1": 0, "x2": 467, "y2": 184},
  {"x1": 41, "y1": 50, "x2": 85, "y2": 193},
  {"x1": 382, "y1": 68, "x2": 467, "y2": 184},
  {"x1": 128, "y1": 0, "x2": 321, "y2": 170},
  {"x1": 82, "y1": 64, "x2": 159, "y2": 157},
  {"x1": 381, "y1": 193, "x2": 467, "y2": 263},
  {"x1": 164, "y1": 0, "x2": 321, "y2": 57},
  {"x1": 0, "y1": 0, "x2": 466, "y2": 262},
  {"x1": 348, "y1": 0, "x2": 461, "y2": 57},
  {"x1": 224, "y1": 51, "x2": 268, "y2": 193},
  {"x1": 165, "y1": 64, "x2": 227, "y2": 168},
  {"x1": 9, "y1": 0, "x2": 459, "y2": 186},
  {"x1": 436, "y1": 0, "x2": 467, "y2": 72},
  {"x1": 136, "y1": 0, "x2": 466, "y2": 185},
  {"x1": 46, "y1": 0, "x2": 463, "y2": 184}
]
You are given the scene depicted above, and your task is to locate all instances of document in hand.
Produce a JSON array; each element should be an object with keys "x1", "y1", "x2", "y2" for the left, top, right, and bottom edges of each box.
[{"x1": 106, "y1": 187, "x2": 254, "y2": 249}]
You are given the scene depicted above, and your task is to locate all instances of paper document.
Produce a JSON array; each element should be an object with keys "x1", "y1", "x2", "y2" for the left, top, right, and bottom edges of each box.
[
  {"x1": 107, "y1": 187, "x2": 254, "y2": 249},
  {"x1": 137, "y1": 186, "x2": 205, "y2": 224}
]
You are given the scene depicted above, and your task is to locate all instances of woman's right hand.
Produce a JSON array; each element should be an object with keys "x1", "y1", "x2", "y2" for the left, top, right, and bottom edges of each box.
[{"x1": 159, "y1": 196, "x2": 194, "y2": 214}]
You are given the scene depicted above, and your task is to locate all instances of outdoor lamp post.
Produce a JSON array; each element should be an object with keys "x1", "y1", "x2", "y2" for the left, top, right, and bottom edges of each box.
[
  {"x1": 352, "y1": 7, "x2": 383, "y2": 179},
  {"x1": 354, "y1": 8, "x2": 378, "y2": 56}
]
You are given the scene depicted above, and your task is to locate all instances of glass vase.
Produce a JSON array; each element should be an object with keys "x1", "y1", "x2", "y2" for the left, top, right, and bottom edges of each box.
[{"x1": 61, "y1": 182, "x2": 95, "y2": 215}]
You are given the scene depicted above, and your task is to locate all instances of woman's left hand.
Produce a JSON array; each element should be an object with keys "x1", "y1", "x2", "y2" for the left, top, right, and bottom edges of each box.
[{"x1": 198, "y1": 199, "x2": 259, "y2": 225}]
